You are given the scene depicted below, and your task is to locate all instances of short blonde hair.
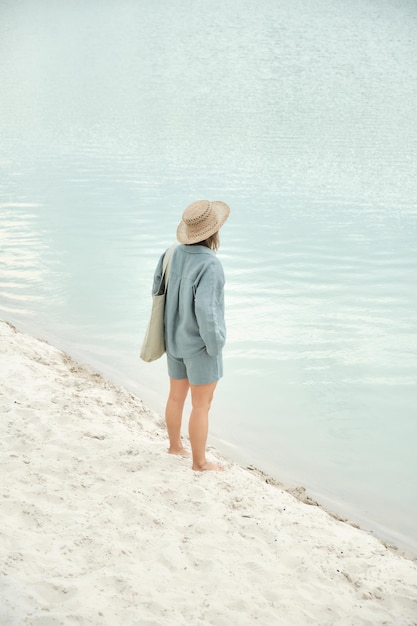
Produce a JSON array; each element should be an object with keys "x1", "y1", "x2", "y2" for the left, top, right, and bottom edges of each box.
[{"x1": 193, "y1": 231, "x2": 220, "y2": 251}]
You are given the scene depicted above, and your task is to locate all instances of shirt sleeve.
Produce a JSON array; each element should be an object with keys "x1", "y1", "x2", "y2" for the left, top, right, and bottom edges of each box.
[{"x1": 194, "y1": 261, "x2": 226, "y2": 356}]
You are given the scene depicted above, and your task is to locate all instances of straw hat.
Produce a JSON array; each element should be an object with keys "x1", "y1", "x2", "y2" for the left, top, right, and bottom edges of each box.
[{"x1": 176, "y1": 200, "x2": 230, "y2": 244}]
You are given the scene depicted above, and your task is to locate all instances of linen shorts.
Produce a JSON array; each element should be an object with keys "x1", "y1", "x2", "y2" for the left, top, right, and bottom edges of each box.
[{"x1": 167, "y1": 349, "x2": 223, "y2": 385}]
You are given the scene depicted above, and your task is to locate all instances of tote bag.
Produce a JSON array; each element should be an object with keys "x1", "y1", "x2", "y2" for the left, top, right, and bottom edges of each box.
[{"x1": 140, "y1": 244, "x2": 176, "y2": 362}]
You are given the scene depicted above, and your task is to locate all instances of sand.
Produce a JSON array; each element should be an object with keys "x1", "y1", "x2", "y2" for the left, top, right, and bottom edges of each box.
[{"x1": 1, "y1": 319, "x2": 417, "y2": 626}]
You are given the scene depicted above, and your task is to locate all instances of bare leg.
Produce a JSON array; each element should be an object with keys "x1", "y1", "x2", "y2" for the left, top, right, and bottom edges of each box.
[
  {"x1": 165, "y1": 378, "x2": 190, "y2": 455},
  {"x1": 189, "y1": 381, "x2": 223, "y2": 471}
]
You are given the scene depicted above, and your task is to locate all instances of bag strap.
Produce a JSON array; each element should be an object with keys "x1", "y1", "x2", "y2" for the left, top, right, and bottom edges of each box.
[{"x1": 159, "y1": 244, "x2": 177, "y2": 293}]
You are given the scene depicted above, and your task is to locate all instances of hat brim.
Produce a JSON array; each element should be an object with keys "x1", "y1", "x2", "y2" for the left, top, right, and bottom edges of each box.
[{"x1": 176, "y1": 201, "x2": 230, "y2": 244}]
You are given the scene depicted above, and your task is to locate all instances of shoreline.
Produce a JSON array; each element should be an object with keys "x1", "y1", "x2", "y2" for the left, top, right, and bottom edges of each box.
[
  {"x1": 1, "y1": 319, "x2": 417, "y2": 625},
  {"x1": 6, "y1": 318, "x2": 416, "y2": 560}
]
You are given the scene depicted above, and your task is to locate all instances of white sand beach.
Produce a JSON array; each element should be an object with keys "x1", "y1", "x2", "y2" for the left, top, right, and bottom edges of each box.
[{"x1": 1, "y1": 319, "x2": 417, "y2": 626}]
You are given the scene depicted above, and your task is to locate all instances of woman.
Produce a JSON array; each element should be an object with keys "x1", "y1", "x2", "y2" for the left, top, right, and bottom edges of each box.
[{"x1": 153, "y1": 199, "x2": 230, "y2": 471}]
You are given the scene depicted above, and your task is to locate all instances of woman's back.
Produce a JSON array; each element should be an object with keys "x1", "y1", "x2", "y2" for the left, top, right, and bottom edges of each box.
[{"x1": 156, "y1": 244, "x2": 226, "y2": 358}]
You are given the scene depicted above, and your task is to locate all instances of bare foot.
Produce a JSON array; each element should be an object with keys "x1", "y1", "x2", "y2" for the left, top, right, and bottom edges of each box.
[
  {"x1": 192, "y1": 461, "x2": 224, "y2": 472},
  {"x1": 168, "y1": 446, "x2": 190, "y2": 457}
]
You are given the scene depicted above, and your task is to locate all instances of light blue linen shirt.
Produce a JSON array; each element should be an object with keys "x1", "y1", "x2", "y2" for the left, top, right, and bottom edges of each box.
[{"x1": 152, "y1": 244, "x2": 226, "y2": 358}]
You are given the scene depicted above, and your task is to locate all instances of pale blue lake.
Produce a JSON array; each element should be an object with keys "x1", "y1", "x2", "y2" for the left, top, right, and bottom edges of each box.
[{"x1": 1, "y1": 0, "x2": 416, "y2": 554}]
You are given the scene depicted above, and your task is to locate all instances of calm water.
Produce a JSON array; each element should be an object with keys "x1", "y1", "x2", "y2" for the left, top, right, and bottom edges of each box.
[{"x1": 1, "y1": 0, "x2": 417, "y2": 553}]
